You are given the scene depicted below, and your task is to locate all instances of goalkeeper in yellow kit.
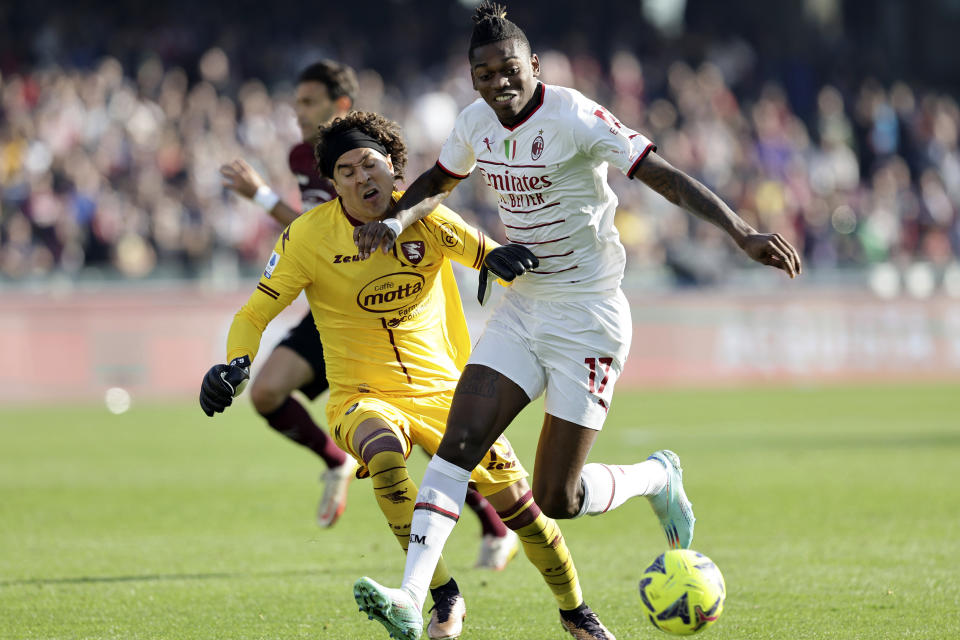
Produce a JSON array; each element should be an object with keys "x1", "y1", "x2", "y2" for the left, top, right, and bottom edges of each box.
[{"x1": 198, "y1": 111, "x2": 614, "y2": 640}]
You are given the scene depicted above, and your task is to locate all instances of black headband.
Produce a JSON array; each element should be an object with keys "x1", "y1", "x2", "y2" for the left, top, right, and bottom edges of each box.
[{"x1": 321, "y1": 128, "x2": 388, "y2": 177}]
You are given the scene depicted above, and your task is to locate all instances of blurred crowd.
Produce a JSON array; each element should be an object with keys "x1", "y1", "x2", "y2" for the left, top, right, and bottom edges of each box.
[{"x1": 1, "y1": 44, "x2": 958, "y2": 283}]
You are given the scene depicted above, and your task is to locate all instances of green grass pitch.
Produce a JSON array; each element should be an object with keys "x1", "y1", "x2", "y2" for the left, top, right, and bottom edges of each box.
[{"x1": 1, "y1": 384, "x2": 958, "y2": 639}]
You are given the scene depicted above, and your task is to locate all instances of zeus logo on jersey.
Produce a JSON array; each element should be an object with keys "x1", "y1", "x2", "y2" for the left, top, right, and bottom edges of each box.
[{"x1": 263, "y1": 251, "x2": 280, "y2": 279}]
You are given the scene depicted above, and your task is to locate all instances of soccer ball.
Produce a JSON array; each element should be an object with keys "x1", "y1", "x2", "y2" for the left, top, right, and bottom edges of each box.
[{"x1": 638, "y1": 549, "x2": 726, "y2": 635}]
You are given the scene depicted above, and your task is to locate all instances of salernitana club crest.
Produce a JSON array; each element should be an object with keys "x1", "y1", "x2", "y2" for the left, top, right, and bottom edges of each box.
[{"x1": 401, "y1": 241, "x2": 425, "y2": 265}]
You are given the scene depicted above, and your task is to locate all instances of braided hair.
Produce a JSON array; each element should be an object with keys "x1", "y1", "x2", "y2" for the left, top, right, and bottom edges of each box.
[{"x1": 469, "y1": 2, "x2": 530, "y2": 56}]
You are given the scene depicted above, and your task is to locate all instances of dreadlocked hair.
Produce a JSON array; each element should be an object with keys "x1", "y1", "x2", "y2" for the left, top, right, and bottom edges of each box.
[
  {"x1": 469, "y1": 1, "x2": 530, "y2": 55},
  {"x1": 314, "y1": 111, "x2": 408, "y2": 181}
]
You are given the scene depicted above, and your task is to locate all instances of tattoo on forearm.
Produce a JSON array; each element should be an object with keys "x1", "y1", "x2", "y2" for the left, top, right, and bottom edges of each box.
[
  {"x1": 638, "y1": 162, "x2": 683, "y2": 205},
  {"x1": 639, "y1": 161, "x2": 738, "y2": 233},
  {"x1": 458, "y1": 368, "x2": 499, "y2": 398}
]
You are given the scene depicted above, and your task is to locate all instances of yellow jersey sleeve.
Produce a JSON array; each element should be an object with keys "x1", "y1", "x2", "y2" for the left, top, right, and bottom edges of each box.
[
  {"x1": 226, "y1": 222, "x2": 315, "y2": 363},
  {"x1": 417, "y1": 204, "x2": 498, "y2": 271}
]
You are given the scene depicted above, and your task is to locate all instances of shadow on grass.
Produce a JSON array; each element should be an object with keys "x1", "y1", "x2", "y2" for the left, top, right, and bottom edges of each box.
[{"x1": 0, "y1": 568, "x2": 322, "y2": 587}]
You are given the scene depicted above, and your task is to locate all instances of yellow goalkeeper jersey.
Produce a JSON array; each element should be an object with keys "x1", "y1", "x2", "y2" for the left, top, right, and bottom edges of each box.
[{"x1": 227, "y1": 193, "x2": 494, "y2": 411}]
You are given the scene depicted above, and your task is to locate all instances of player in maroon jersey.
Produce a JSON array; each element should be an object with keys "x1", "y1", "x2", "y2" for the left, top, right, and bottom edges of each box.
[{"x1": 220, "y1": 62, "x2": 519, "y2": 567}]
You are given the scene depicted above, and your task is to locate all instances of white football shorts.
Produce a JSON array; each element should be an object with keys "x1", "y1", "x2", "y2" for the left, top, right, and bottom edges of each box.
[{"x1": 468, "y1": 288, "x2": 632, "y2": 430}]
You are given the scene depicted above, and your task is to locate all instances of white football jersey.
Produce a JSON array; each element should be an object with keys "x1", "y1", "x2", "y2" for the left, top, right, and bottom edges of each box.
[{"x1": 438, "y1": 84, "x2": 655, "y2": 299}]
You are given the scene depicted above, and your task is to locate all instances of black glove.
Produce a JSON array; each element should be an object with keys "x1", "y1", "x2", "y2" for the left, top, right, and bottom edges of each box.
[
  {"x1": 478, "y1": 244, "x2": 539, "y2": 304},
  {"x1": 199, "y1": 356, "x2": 251, "y2": 417}
]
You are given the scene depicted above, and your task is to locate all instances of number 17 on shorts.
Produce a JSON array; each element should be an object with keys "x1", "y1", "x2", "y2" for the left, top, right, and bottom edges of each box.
[{"x1": 585, "y1": 356, "x2": 615, "y2": 414}]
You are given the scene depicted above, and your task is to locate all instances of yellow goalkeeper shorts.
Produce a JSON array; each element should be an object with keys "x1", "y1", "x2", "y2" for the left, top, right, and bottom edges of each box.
[{"x1": 328, "y1": 389, "x2": 526, "y2": 497}]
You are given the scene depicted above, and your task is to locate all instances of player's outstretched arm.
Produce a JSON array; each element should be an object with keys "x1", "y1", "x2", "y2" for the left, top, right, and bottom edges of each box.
[
  {"x1": 634, "y1": 152, "x2": 802, "y2": 278},
  {"x1": 354, "y1": 164, "x2": 463, "y2": 259},
  {"x1": 220, "y1": 158, "x2": 300, "y2": 227}
]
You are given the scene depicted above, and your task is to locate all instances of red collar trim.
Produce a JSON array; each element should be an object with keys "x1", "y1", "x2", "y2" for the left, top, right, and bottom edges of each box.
[
  {"x1": 501, "y1": 83, "x2": 546, "y2": 131},
  {"x1": 339, "y1": 198, "x2": 364, "y2": 227}
]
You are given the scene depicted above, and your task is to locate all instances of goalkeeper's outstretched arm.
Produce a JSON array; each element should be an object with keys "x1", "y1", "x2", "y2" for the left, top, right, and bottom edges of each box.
[
  {"x1": 198, "y1": 306, "x2": 270, "y2": 418},
  {"x1": 199, "y1": 274, "x2": 303, "y2": 418}
]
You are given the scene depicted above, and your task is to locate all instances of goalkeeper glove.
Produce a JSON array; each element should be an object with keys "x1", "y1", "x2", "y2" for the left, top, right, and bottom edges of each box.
[
  {"x1": 199, "y1": 356, "x2": 251, "y2": 417},
  {"x1": 478, "y1": 244, "x2": 539, "y2": 304}
]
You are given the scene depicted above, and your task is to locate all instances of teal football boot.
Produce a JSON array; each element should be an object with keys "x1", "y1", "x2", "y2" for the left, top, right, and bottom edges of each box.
[
  {"x1": 646, "y1": 450, "x2": 695, "y2": 549},
  {"x1": 354, "y1": 576, "x2": 423, "y2": 640}
]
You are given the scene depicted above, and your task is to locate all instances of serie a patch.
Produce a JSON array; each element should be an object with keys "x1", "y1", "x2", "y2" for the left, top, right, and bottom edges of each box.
[{"x1": 263, "y1": 251, "x2": 281, "y2": 279}]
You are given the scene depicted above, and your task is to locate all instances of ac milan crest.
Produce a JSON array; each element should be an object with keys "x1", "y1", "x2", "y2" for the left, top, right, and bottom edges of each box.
[
  {"x1": 401, "y1": 241, "x2": 425, "y2": 264},
  {"x1": 531, "y1": 134, "x2": 544, "y2": 160}
]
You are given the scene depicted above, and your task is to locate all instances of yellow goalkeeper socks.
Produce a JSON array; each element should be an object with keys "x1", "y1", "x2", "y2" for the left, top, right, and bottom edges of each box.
[
  {"x1": 497, "y1": 490, "x2": 582, "y2": 610},
  {"x1": 363, "y1": 434, "x2": 452, "y2": 590}
]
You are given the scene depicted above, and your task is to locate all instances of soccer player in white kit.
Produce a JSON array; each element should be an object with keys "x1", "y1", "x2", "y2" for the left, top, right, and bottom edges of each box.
[{"x1": 352, "y1": 4, "x2": 802, "y2": 639}]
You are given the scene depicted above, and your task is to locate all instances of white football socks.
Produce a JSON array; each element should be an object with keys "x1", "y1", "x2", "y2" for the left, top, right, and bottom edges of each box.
[
  {"x1": 402, "y1": 455, "x2": 471, "y2": 609},
  {"x1": 576, "y1": 460, "x2": 668, "y2": 517}
]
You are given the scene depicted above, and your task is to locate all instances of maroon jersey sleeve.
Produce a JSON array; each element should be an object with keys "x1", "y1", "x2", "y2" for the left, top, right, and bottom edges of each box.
[{"x1": 289, "y1": 142, "x2": 337, "y2": 211}]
